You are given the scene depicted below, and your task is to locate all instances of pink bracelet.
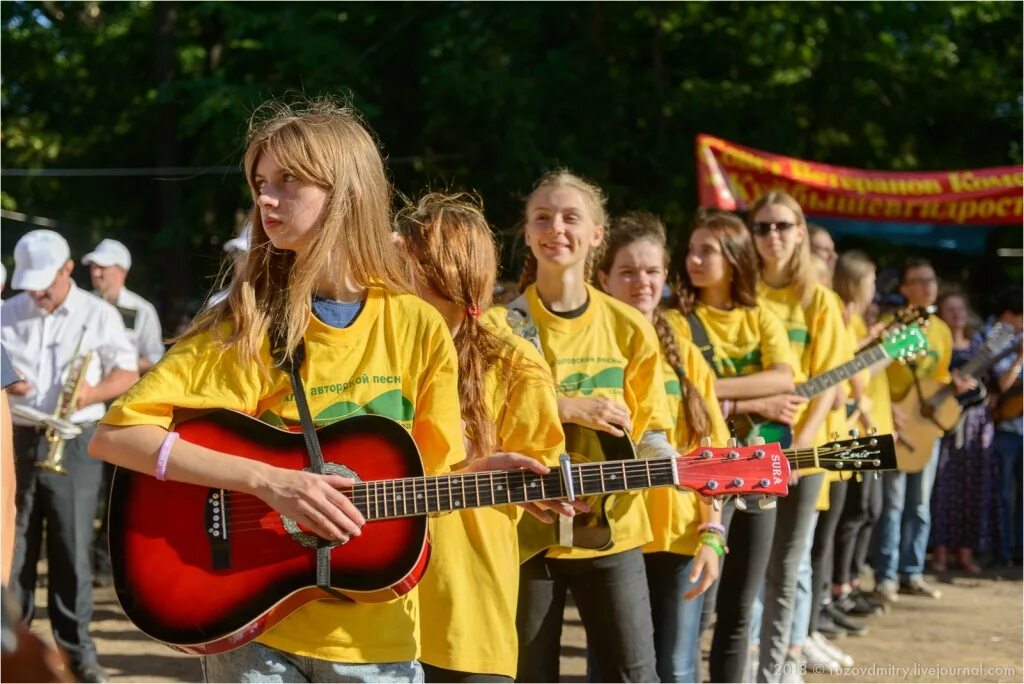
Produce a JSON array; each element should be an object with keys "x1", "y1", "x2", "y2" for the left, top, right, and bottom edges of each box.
[
  {"x1": 156, "y1": 431, "x2": 179, "y2": 481},
  {"x1": 699, "y1": 522, "x2": 727, "y2": 535},
  {"x1": 720, "y1": 399, "x2": 733, "y2": 420}
]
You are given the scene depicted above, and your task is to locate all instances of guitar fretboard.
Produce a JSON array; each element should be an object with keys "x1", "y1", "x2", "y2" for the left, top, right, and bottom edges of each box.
[
  {"x1": 348, "y1": 459, "x2": 679, "y2": 521},
  {"x1": 796, "y1": 344, "x2": 888, "y2": 399}
]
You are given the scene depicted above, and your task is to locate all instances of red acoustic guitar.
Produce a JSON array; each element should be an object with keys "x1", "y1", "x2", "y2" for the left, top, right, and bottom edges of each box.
[{"x1": 108, "y1": 410, "x2": 790, "y2": 655}]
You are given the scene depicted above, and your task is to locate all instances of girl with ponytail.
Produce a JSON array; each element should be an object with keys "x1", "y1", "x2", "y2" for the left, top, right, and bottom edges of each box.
[
  {"x1": 487, "y1": 169, "x2": 671, "y2": 683},
  {"x1": 595, "y1": 211, "x2": 730, "y2": 682},
  {"x1": 396, "y1": 192, "x2": 570, "y2": 683}
]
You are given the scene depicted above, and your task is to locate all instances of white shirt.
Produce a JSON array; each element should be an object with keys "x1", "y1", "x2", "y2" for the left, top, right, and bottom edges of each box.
[
  {"x1": 1, "y1": 282, "x2": 139, "y2": 425},
  {"x1": 111, "y1": 287, "x2": 165, "y2": 365}
]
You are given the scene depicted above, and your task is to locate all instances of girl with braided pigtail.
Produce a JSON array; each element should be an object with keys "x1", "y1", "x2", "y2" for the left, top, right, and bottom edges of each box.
[
  {"x1": 595, "y1": 211, "x2": 731, "y2": 683},
  {"x1": 395, "y1": 192, "x2": 573, "y2": 683}
]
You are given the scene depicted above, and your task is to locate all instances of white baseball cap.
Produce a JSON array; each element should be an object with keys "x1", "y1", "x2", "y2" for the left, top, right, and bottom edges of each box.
[
  {"x1": 12, "y1": 230, "x2": 71, "y2": 292},
  {"x1": 82, "y1": 238, "x2": 132, "y2": 270},
  {"x1": 223, "y1": 222, "x2": 252, "y2": 254}
]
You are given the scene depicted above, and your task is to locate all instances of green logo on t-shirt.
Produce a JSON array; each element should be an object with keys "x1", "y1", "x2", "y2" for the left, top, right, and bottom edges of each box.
[
  {"x1": 260, "y1": 389, "x2": 414, "y2": 427},
  {"x1": 558, "y1": 366, "x2": 625, "y2": 395},
  {"x1": 717, "y1": 349, "x2": 763, "y2": 376},
  {"x1": 665, "y1": 379, "x2": 682, "y2": 397}
]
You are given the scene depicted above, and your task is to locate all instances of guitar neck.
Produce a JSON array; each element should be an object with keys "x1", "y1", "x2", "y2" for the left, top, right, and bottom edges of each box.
[
  {"x1": 349, "y1": 459, "x2": 679, "y2": 521},
  {"x1": 795, "y1": 344, "x2": 888, "y2": 399}
]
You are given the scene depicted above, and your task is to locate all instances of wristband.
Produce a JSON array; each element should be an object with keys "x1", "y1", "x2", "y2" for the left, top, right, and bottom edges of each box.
[
  {"x1": 720, "y1": 399, "x2": 733, "y2": 420},
  {"x1": 700, "y1": 537, "x2": 727, "y2": 557},
  {"x1": 156, "y1": 431, "x2": 179, "y2": 482},
  {"x1": 698, "y1": 522, "x2": 727, "y2": 535}
]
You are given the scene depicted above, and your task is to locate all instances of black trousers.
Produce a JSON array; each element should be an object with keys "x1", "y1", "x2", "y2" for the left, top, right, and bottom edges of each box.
[
  {"x1": 808, "y1": 479, "x2": 848, "y2": 634},
  {"x1": 421, "y1": 663, "x2": 512, "y2": 683},
  {"x1": 516, "y1": 548, "x2": 659, "y2": 683},
  {"x1": 708, "y1": 497, "x2": 776, "y2": 683},
  {"x1": 11, "y1": 425, "x2": 102, "y2": 668},
  {"x1": 833, "y1": 474, "x2": 882, "y2": 585}
]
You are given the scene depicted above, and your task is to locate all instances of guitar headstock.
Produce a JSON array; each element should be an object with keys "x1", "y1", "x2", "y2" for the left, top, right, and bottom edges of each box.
[
  {"x1": 676, "y1": 441, "x2": 790, "y2": 497},
  {"x1": 890, "y1": 305, "x2": 935, "y2": 328},
  {"x1": 789, "y1": 431, "x2": 898, "y2": 472},
  {"x1": 985, "y1": 322, "x2": 1018, "y2": 357},
  {"x1": 879, "y1": 323, "x2": 929, "y2": 364}
]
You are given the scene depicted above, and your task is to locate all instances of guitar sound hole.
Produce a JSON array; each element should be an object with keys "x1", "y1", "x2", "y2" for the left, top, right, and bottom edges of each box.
[{"x1": 281, "y1": 463, "x2": 361, "y2": 549}]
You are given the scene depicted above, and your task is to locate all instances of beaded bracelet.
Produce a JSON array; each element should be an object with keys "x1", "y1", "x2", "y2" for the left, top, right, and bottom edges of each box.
[
  {"x1": 155, "y1": 431, "x2": 179, "y2": 482},
  {"x1": 698, "y1": 522, "x2": 727, "y2": 536}
]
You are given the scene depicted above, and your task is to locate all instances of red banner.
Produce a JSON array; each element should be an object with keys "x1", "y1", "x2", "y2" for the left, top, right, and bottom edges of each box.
[{"x1": 696, "y1": 134, "x2": 1023, "y2": 225}]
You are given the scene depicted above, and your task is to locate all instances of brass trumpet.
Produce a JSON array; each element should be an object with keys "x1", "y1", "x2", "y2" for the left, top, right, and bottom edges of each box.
[{"x1": 37, "y1": 326, "x2": 93, "y2": 475}]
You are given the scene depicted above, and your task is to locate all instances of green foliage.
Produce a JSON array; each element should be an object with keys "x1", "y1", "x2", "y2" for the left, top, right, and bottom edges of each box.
[{"x1": 2, "y1": 1, "x2": 1021, "y2": 323}]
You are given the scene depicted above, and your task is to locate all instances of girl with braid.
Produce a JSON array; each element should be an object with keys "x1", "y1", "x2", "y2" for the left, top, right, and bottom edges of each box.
[
  {"x1": 595, "y1": 211, "x2": 730, "y2": 683},
  {"x1": 395, "y1": 192, "x2": 571, "y2": 683},
  {"x1": 484, "y1": 170, "x2": 672, "y2": 683}
]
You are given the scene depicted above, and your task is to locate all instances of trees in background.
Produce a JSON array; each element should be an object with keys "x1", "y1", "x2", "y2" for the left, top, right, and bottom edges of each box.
[{"x1": 3, "y1": 1, "x2": 1021, "y2": 323}]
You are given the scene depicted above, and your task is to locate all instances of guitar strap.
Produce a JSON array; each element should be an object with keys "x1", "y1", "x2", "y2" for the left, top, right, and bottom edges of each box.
[
  {"x1": 686, "y1": 313, "x2": 722, "y2": 379},
  {"x1": 271, "y1": 332, "x2": 348, "y2": 602}
]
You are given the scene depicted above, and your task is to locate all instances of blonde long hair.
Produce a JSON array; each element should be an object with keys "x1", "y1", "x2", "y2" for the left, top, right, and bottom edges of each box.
[
  {"x1": 186, "y1": 97, "x2": 409, "y2": 367},
  {"x1": 395, "y1": 192, "x2": 515, "y2": 460},
  {"x1": 748, "y1": 190, "x2": 815, "y2": 307},
  {"x1": 518, "y1": 169, "x2": 608, "y2": 293}
]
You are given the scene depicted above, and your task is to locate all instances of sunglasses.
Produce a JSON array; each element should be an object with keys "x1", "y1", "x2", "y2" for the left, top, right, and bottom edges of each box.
[{"x1": 751, "y1": 221, "x2": 796, "y2": 236}]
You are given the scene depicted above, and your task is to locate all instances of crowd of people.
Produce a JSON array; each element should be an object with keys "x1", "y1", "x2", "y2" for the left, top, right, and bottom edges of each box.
[{"x1": 0, "y1": 97, "x2": 1021, "y2": 684}]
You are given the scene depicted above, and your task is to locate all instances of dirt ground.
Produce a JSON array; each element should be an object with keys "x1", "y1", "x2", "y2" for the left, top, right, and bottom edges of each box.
[{"x1": 26, "y1": 565, "x2": 1023, "y2": 683}]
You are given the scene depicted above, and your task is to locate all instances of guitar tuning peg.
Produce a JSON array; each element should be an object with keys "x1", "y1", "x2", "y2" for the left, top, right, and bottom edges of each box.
[
  {"x1": 830, "y1": 432, "x2": 840, "y2": 441},
  {"x1": 758, "y1": 496, "x2": 776, "y2": 510},
  {"x1": 747, "y1": 436, "x2": 766, "y2": 446},
  {"x1": 700, "y1": 436, "x2": 712, "y2": 447},
  {"x1": 734, "y1": 496, "x2": 748, "y2": 511},
  {"x1": 848, "y1": 428, "x2": 860, "y2": 439},
  {"x1": 855, "y1": 472, "x2": 863, "y2": 483},
  {"x1": 868, "y1": 426, "x2": 878, "y2": 436},
  {"x1": 726, "y1": 436, "x2": 739, "y2": 448},
  {"x1": 873, "y1": 472, "x2": 881, "y2": 480},
  {"x1": 712, "y1": 497, "x2": 723, "y2": 513}
]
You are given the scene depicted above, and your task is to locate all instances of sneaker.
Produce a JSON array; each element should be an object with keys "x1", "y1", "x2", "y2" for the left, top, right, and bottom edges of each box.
[
  {"x1": 823, "y1": 602, "x2": 869, "y2": 636},
  {"x1": 837, "y1": 588, "x2": 888, "y2": 616},
  {"x1": 71, "y1": 661, "x2": 110, "y2": 683},
  {"x1": 900, "y1": 576, "x2": 942, "y2": 599},
  {"x1": 812, "y1": 631, "x2": 854, "y2": 668},
  {"x1": 780, "y1": 653, "x2": 806, "y2": 683},
  {"x1": 873, "y1": 579, "x2": 900, "y2": 604},
  {"x1": 816, "y1": 610, "x2": 848, "y2": 639},
  {"x1": 801, "y1": 638, "x2": 841, "y2": 674}
]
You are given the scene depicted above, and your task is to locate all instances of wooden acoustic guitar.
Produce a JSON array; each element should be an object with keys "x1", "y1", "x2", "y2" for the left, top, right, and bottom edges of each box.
[
  {"x1": 896, "y1": 322, "x2": 1017, "y2": 472},
  {"x1": 107, "y1": 410, "x2": 789, "y2": 655}
]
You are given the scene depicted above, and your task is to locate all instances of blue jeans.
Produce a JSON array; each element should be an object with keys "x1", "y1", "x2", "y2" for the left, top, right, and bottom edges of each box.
[
  {"x1": 202, "y1": 641, "x2": 424, "y2": 683},
  {"x1": 644, "y1": 552, "x2": 705, "y2": 683},
  {"x1": 994, "y1": 430, "x2": 1023, "y2": 560},
  {"x1": 790, "y1": 511, "x2": 819, "y2": 648},
  {"x1": 874, "y1": 439, "x2": 941, "y2": 583}
]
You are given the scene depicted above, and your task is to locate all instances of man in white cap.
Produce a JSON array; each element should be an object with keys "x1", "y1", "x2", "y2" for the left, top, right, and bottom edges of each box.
[
  {"x1": 0, "y1": 229, "x2": 138, "y2": 683},
  {"x1": 82, "y1": 238, "x2": 164, "y2": 373}
]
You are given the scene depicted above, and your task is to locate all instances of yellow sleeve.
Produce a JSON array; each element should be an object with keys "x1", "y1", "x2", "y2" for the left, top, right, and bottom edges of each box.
[
  {"x1": 413, "y1": 325, "x2": 467, "y2": 475},
  {"x1": 757, "y1": 306, "x2": 795, "y2": 371},
  {"x1": 931, "y1": 318, "x2": 954, "y2": 383},
  {"x1": 808, "y1": 286, "x2": 853, "y2": 377},
  {"x1": 102, "y1": 325, "x2": 262, "y2": 429},
  {"x1": 495, "y1": 341, "x2": 565, "y2": 467},
  {"x1": 626, "y1": 320, "x2": 673, "y2": 439}
]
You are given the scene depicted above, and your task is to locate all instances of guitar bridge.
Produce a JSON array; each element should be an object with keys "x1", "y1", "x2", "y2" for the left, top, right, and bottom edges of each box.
[{"x1": 206, "y1": 488, "x2": 231, "y2": 570}]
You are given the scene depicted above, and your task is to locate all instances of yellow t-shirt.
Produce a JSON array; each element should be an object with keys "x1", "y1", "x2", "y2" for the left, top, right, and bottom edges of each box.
[
  {"x1": 851, "y1": 314, "x2": 895, "y2": 435},
  {"x1": 668, "y1": 302, "x2": 793, "y2": 380},
  {"x1": 759, "y1": 283, "x2": 852, "y2": 451},
  {"x1": 485, "y1": 284, "x2": 672, "y2": 559},
  {"x1": 886, "y1": 312, "x2": 953, "y2": 400},
  {"x1": 418, "y1": 325, "x2": 565, "y2": 677},
  {"x1": 102, "y1": 288, "x2": 465, "y2": 664},
  {"x1": 643, "y1": 308, "x2": 731, "y2": 557}
]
